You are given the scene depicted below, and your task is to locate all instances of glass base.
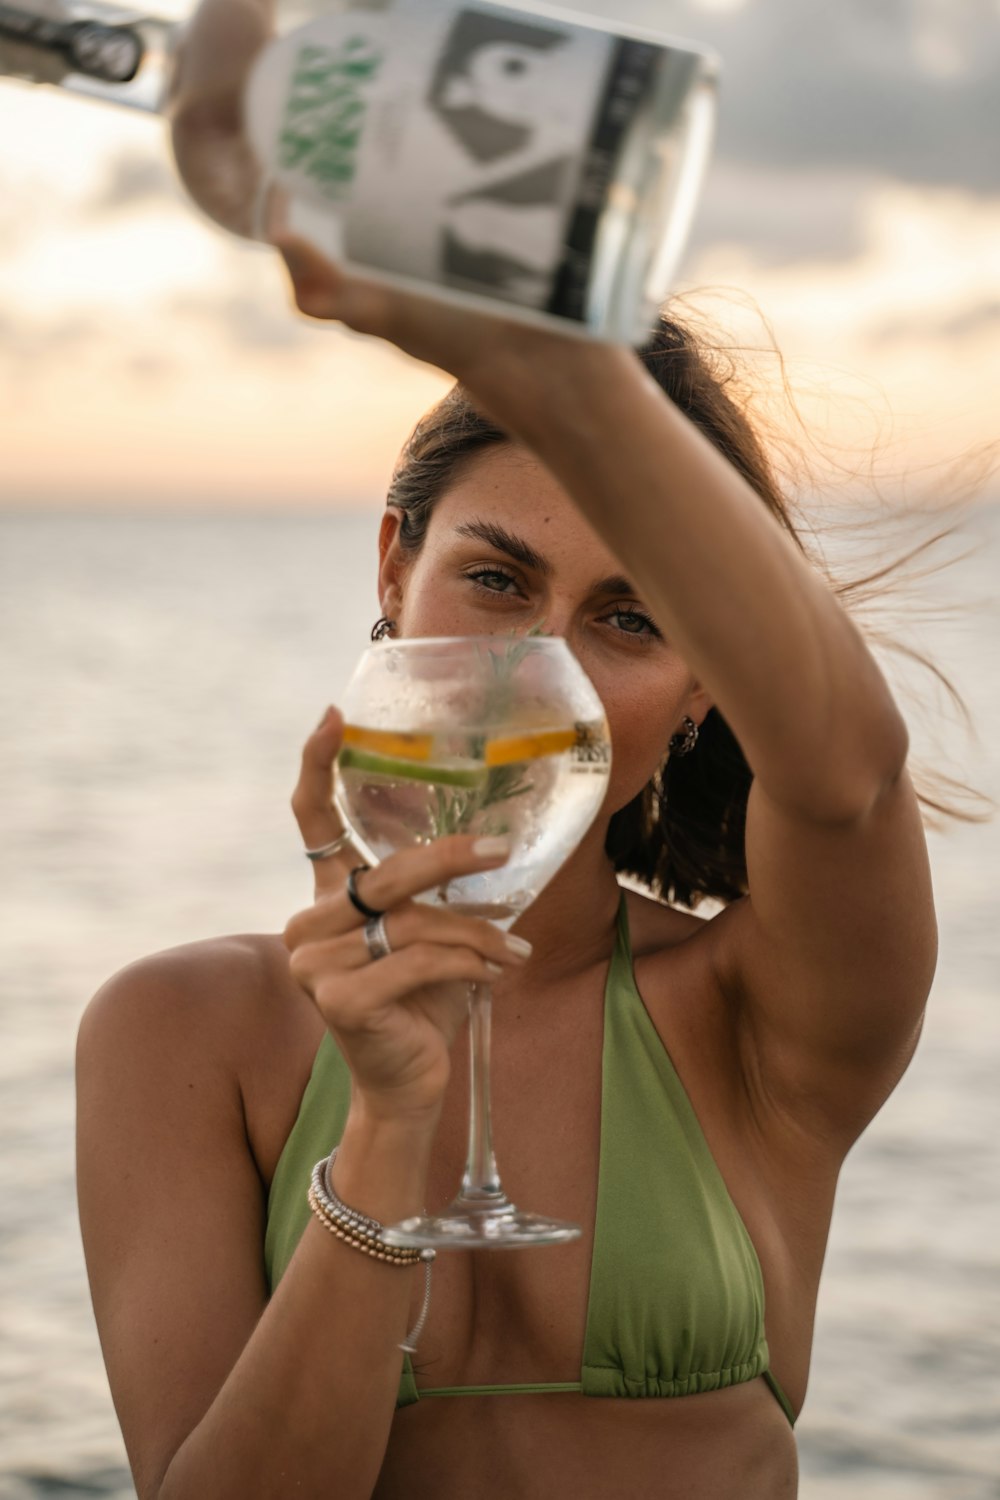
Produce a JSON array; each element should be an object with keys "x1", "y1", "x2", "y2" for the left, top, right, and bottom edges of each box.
[{"x1": 382, "y1": 1191, "x2": 581, "y2": 1250}]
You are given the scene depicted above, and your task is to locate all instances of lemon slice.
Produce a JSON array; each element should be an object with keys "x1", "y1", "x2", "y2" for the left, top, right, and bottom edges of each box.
[
  {"x1": 341, "y1": 725, "x2": 434, "y2": 761},
  {"x1": 485, "y1": 728, "x2": 577, "y2": 767},
  {"x1": 338, "y1": 746, "x2": 488, "y2": 788},
  {"x1": 338, "y1": 723, "x2": 578, "y2": 786}
]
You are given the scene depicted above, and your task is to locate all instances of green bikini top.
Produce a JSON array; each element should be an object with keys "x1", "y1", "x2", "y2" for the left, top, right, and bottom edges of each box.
[{"x1": 264, "y1": 895, "x2": 795, "y2": 1427}]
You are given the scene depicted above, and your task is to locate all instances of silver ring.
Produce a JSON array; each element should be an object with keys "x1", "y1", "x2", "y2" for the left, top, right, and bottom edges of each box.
[
  {"x1": 304, "y1": 831, "x2": 352, "y2": 862},
  {"x1": 363, "y1": 915, "x2": 393, "y2": 962}
]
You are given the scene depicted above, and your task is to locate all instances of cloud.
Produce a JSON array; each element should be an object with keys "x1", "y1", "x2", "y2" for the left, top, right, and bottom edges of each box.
[
  {"x1": 86, "y1": 152, "x2": 182, "y2": 215},
  {"x1": 872, "y1": 299, "x2": 1000, "y2": 346},
  {"x1": 121, "y1": 355, "x2": 176, "y2": 383},
  {"x1": 937, "y1": 300, "x2": 1000, "y2": 341},
  {"x1": 168, "y1": 290, "x2": 318, "y2": 353},
  {"x1": 688, "y1": 163, "x2": 871, "y2": 267},
  {"x1": 12, "y1": 0, "x2": 994, "y2": 284},
  {"x1": 0, "y1": 310, "x2": 99, "y2": 361},
  {"x1": 576, "y1": 0, "x2": 1000, "y2": 193}
]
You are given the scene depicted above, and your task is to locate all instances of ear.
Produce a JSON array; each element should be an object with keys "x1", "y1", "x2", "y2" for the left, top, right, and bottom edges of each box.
[
  {"x1": 377, "y1": 507, "x2": 409, "y2": 623},
  {"x1": 687, "y1": 678, "x2": 714, "y2": 728}
]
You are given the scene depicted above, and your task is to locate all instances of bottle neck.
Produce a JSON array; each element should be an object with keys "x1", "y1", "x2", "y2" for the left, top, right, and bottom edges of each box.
[{"x1": 0, "y1": 0, "x2": 178, "y2": 112}]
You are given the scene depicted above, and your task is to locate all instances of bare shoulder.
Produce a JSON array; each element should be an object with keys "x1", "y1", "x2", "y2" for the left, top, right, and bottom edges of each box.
[
  {"x1": 78, "y1": 932, "x2": 322, "y2": 1186},
  {"x1": 82, "y1": 929, "x2": 288, "y2": 1017},
  {"x1": 76, "y1": 934, "x2": 313, "y2": 1500},
  {"x1": 80, "y1": 932, "x2": 306, "y2": 1065}
]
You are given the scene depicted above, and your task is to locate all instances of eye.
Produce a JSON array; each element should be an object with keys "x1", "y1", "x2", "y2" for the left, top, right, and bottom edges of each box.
[
  {"x1": 603, "y1": 606, "x2": 661, "y2": 641},
  {"x1": 465, "y1": 566, "x2": 522, "y2": 597}
]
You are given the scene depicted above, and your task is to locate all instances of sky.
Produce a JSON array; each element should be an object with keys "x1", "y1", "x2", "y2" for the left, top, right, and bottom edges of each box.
[{"x1": 1, "y1": 0, "x2": 998, "y2": 508}]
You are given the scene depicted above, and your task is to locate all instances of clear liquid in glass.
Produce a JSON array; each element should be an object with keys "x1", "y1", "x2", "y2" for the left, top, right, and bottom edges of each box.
[{"x1": 336, "y1": 718, "x2": 611, "y2": 926}]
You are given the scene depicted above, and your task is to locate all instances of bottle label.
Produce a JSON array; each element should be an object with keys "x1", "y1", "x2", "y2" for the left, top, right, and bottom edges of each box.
[
  {"x1": 273, "y1": 29, "x2": 384, "y2": 203},
  {"x1": 246, "y1": 0, "x2": 702, "y2": 329}
]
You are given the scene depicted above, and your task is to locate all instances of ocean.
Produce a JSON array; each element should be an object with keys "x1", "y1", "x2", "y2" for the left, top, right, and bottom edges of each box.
[{"x1": 0, "y1": 508, "x2": 997, "y2": 1499}]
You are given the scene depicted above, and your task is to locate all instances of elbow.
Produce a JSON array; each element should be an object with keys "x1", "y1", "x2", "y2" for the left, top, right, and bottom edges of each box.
[
  {"x1": 767, "y1": 702, "x2": 912, "y2": 828},
  {"x1": 773, "y1": 708, "x2": 917, "y2": 828},
  {"x1": 804, "y1": 618, "x2": 913, "y2": 825},
  {"x1": 831, "y1": 650, "x2": 913, "y2": 823},
  {"x1": 821, "y1": 750, "x2": 912, "y2": 830},
  {"x1": 824, "y1": 669, "x2": 914, "y2": 824},
  {"x1": 859, "y1": 703, "x2": 911, "y2": 816}
]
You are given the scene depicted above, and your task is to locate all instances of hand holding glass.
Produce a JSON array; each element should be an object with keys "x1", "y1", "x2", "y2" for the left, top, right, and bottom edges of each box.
[{"x1": 334, "y1": 635, "x2": 611, "y2": 1249}]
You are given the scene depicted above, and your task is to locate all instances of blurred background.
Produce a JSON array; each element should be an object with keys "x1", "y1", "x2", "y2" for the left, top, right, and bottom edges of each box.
[{"x1": 1, "y1": 1, "x2": 998, "y2": 1496}]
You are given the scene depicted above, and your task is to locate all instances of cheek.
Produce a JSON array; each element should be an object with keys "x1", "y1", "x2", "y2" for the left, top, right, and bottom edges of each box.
[
  {"x1": 600, "y1": 679, "x2": 680, "y2": 808},
  {"x1": 396, "y1": 556, "x2": 469, "y2": 635}
]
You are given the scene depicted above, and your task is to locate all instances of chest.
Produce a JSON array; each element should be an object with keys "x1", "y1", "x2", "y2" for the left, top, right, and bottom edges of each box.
[{"x1": 409, "y1": 982, "x2": 606, "y2": 1386}]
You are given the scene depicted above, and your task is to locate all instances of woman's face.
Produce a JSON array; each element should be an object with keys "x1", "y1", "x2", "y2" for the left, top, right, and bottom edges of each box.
[{"x1": 379, "y1": 444, "x2": 710, "y2": 817}]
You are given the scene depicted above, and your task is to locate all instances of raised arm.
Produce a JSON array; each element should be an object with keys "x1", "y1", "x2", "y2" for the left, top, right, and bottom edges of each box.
[
  {"x1": 269, "y1": 245, "x2": 937, "y2": 1145},
  {"x1": 493, "y1": 348, "x2": 937, "y2": 1143}
]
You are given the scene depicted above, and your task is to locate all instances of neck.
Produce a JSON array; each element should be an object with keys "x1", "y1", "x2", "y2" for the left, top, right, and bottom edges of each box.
[{"x1": 510, "y1": 826, "x2": 623, "y2": 984}]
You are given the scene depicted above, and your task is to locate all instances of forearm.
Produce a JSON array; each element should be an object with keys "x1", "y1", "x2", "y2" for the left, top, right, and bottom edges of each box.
[
  {"x1": 475, "y1": 341, "x2": 908, "y2": 820},
  {"x1": 156, "y1": 1107, "x2": 436, "y2": 1500}
]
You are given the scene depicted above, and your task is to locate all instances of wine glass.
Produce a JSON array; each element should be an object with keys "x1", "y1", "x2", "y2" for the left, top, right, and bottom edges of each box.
[{"x1": 333, "y1": 634, "x2": 612, "y2": 1250}]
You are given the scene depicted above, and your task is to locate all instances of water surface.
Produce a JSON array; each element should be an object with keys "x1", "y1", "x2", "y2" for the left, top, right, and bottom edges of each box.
[{"x1": 1, "y1": 510, "x2": 997, "y2": 1499}]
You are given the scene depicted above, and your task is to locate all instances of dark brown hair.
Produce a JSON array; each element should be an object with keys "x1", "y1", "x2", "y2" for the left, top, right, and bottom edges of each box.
[{"x1": 386, "y1": 316, "x2": 980, "y2": 909}]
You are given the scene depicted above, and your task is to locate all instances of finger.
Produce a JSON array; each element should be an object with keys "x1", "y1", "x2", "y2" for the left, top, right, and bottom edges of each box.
[
  {"x1": 275, "y1": 235, "x2": 345, "y2": 320},
  {"x1": 287, "y1": 903, "x2": 532, "y2": 972},
  {"x1": 283, "y1": 834, "x2": 513, "y2": 947},
  {"x1": 311, "y1": 943, "x2": 507, "y2": 1028},
  {"x1": 274, "y1": 234, "x2": 430, "y2": 343},
  {"x1": 274, "y1": 235, "x2": 389, "y2": 330},
  {"x1": 352, "y1": 833, "x2": 511, "y2": 915},
  {"x1": 298, "y1": 834, "x2": 512, "y2": 940},
  {"x1": 290, "y1": 706, "x2": 358, "y2": 894}
]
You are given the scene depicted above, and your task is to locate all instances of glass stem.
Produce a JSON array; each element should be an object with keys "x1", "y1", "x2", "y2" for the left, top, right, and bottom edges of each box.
[{"x1": 457, "y1": 982, "x2": 507, "y2": 1203}]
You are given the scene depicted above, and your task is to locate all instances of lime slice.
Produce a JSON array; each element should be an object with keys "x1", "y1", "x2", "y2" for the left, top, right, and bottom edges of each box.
[{"x1": 338, "y1": 745, "x2": 488, "y2": 788}]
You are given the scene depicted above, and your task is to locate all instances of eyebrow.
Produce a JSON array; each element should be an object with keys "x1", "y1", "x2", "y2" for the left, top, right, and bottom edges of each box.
[
  {"x1": 455, "y1": 520, "x2": 549, "y2": 575},
  {"x1": 454, "y1": 519, "x2": 641, "y2": 599}
]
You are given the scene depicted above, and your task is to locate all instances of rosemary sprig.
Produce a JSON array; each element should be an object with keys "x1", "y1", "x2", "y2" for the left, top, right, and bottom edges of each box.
[{"x1": 428, "y1": 628, "x2": 549, "y2": 839}]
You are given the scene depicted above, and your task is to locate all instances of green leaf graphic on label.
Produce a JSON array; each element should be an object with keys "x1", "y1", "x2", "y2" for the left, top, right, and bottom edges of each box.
[{"x1": 279, "y1": 36, "x2": 382, "y2": 199}]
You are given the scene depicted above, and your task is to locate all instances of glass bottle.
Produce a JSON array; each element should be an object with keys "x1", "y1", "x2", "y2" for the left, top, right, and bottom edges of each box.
[{"x1": 0, "y1": 0, "x2": 720, "y2": 343}]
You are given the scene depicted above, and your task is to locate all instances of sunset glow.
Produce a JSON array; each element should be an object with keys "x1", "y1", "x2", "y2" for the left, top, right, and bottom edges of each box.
[{"x1": 2, "y1": 0, "x2": 997, "y2": 508}]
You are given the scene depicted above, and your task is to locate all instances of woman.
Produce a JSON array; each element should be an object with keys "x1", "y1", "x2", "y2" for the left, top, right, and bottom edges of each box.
[
  {"x1": 76, "y1": 281, "x2": 937, "y2": 1499},
  {"x1": 77, "y1": 24, "x2": 937, "y2": 1500}
]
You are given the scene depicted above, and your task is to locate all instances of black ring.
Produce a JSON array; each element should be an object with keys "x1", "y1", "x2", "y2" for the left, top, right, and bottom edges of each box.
[{"x1": 346, "y1": 865, "x2": 384, "y2": 920}]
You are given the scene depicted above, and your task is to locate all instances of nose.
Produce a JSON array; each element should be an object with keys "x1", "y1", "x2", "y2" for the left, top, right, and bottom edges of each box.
[
  {"x1": 525, "y1": 591, "x2": 564, "y2": 638},
  {"x1": 529, "y1": 599, "x2": 584, "y2": 650}
]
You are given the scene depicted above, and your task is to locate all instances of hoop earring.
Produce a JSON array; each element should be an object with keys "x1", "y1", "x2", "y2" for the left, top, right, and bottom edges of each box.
[
  {"x1": 371, "y1": 617, "x2": 396, "y2": 643},
  {"x1": 669, "y1": 716, "x2": 699, "y2": 757}
]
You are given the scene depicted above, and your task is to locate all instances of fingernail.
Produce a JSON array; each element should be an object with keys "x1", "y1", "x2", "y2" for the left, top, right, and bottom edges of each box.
[
  {"x1": 473, "y1": 836, "x2": 511, "y2": 860},
  {"x1": 506, "y1": 935, "x2": 533, "y2": 959}
]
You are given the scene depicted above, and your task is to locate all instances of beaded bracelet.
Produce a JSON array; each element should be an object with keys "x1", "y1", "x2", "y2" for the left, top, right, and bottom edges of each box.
[
  {"x1": 308, "y1": 1151, "x2": 435, "y2": 1354},
  {"x1": 307, "y1": 1185, "x2": 421, "y2": 1264}
]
